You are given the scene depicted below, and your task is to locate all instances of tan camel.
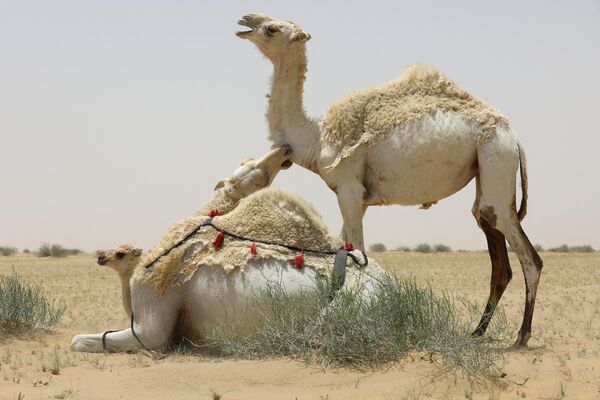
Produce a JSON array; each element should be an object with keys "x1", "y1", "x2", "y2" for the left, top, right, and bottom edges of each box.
[
  {"x1": 236, "y1": 13, "x2": 543, "y2": 347},
  {"x1": 97, "y1": 244, "x2": 142, "y2": 317}
]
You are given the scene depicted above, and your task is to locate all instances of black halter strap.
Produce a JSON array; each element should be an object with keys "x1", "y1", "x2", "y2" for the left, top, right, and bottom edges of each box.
[{"x1": 102, "y1": 313, "x2": 148, "y2": 352}]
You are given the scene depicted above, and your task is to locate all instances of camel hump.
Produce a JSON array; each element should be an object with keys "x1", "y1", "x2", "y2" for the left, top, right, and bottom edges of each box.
[
  {"x1": 217, "y1": 188, "x2": 339, "y2": 251},
  {"x1": 320, "y1": 64, "x2": 507, "y2": 170}
]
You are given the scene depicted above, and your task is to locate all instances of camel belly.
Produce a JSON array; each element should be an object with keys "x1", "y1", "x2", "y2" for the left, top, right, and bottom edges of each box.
[
  {"x1": 182, "y1": 261, "x2": 319, "y2": 338},
  {"x1": 363, "y1": 111, "x2": 479, "y2": 206}
]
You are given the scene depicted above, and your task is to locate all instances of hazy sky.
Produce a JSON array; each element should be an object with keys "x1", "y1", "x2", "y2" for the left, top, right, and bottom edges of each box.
[{"x1": 1, "y1": 1, "x2": 599, "y2": 252}]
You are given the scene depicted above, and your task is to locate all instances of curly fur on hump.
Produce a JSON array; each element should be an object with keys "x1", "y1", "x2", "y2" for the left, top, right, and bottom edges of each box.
[
  {"x1": 135, "y1": 188, "x2": 343, "y2": 297},
  {"x1": 320, "y1": 64, "x2": 508, "y2": 169}
]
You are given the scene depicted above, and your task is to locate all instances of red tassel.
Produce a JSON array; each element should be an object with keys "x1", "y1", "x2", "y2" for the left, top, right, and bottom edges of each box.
[
  {"x1": 208, "y1": 209, "x2": 221, "y2": 218},
  {"x1": 213, "y1": 228, "x2": 225, "y2": 249},
  {"x1": 293, "y1": 249, "x2": 305, "y2": 269},
  {"x1": 250, "y1": 242, "x2": 257, "y2": 256},
  {"x1": 344, "y1": 242, "x2": 354, "y2": 251}
]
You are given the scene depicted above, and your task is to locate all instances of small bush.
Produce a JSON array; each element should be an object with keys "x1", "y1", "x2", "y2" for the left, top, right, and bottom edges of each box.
[
  {"x1": 0, "y1": 246, "x2": 17, "y2": 256},
  {"x1": 569, "y1": 245, "x2": 594, "y2": 253},
  {"x1": 209, "y1": 277, "x2": 509, "y2": 375},
  {"x1": 395, "y1": 245, "x2": 412, "y2": 252},
  {"x1": 22, "y1": 249, "x2": 31, "y2": 254},
  {"x1": 0, "y1": 274, "x2": 65, "y2": 337},
  {"x1": 368, "y1": 243, "x2": 387, "y2": 253},
  {"x1": 548, "y1": 244, "x2": 569, "y2": 253},
  {"x1": 414, "y1": 243, "x2": 432, "y2": 253},
  {"x1": 533, "y1": 244, "x2": 544, "y2": 252},
  {"x1": 433, "y1": 244, "x2": 452, "y2": 252},
  {"x1": 547, "y1": 244, "x2": 594, "y2": 253},
  {"x1": 37, "y1": 243, "x2": 80, "y2": 257}
]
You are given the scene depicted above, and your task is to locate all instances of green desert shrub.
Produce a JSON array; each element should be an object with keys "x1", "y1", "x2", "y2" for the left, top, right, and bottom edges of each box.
[
  {"x1": 548, "y1": 244, "x2": 569, "y2": 253},
  {"x1": 37, "y1": 243, "x2": 81, "y2": 257},
  {"x1": 432, "y1": 244, "x2": 452, "y2": 252},
  {"x1": 0, "y1": 274, "x2": 65, "y2": 337},
  {"x1": 209, "y1": 277, "x2": 510, "y2": 375},
  {"x1": 414, "y1": 243, "x2": 432, "y2": 253},
  {"x1": 0, "y1": 246, "x2": 17, "y2": 256},
  {"x1": 568, "y1": 244, "x2": 594, "y2": 253},
  {"x1": 395, "y1": 245, "x2": 412, "y2": 252},
  {"x1": 547, "y1": 244, "x2": 594, "y2": 253},
  {"x1": 368, "y1": 243, "x2": 387, "y2": 253}
]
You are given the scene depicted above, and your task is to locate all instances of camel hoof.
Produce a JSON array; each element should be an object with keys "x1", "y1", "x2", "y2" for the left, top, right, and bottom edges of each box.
[
  {"x1": 471, "y1": 328, "x2": 484, "y2": 337},
  {"x1": 510, "y1": 341, "x2": 529, "y2": 351},
  {"x1": 71, "y1": 335, "x2": 103, "y2": 353}
]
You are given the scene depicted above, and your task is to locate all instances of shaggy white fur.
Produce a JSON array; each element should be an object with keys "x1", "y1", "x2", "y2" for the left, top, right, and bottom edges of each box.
[
  {"x1": 321, "y1": 65, "x2": 507, "y2": 169},
  {"x1": 136, "y1": 188, "x2": 344, "y2": 296}
]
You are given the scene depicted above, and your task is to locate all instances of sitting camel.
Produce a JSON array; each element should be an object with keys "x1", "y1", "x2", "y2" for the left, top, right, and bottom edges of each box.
[
  {"x1": 96, "y1": 244, "x2": 142, "y2": 317},
  {"x1": 72, "y1": 149, "x2": 384, "y2": 353},
  {"x1": 236, "y1": 13, "x2": 543, "y2": 347}
]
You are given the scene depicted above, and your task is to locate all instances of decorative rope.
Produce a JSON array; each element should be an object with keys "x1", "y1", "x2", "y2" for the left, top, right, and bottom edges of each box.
[{"x1": 143, "y1": 214, "x2": 369, "y2": 270}]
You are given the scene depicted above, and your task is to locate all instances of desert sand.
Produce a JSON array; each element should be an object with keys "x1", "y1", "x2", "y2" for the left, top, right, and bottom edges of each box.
[{"x1": 0, "y1": 252, "x2": 599, "y2": 399}]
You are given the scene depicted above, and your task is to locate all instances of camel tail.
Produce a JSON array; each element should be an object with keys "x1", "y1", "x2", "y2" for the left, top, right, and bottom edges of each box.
[{"x1": 517, "y1": 142, "x2": 528, "y2": 222}]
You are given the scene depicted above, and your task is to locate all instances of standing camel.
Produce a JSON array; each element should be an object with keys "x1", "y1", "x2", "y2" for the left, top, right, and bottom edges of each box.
[{"x1": 236, "y1": 13, "x2": 543, "y2": 347}]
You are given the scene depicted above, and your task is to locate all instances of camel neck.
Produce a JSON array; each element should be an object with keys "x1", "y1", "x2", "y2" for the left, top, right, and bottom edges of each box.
[
  {"x1": 119, "y1": 271, "x2": 133, "y2": 317},
  {"x1": 197, "y1": 189, "x2": 238, "y2": 217},
  {"x1": 268, "y1": 47, "x2": 321, "y2": 172}
]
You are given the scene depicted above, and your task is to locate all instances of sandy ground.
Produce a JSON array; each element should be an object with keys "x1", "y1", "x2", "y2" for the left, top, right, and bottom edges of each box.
[{"x1": 0, "y1": 252, "x2": 599, "y2": 399}]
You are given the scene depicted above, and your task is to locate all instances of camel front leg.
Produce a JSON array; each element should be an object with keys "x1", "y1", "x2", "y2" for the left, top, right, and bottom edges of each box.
[
  {"x1": 336, "y1": 184, "x2": 366, "y2": 251},
  {"x1": 71, "y1": 328, "x2": 147, "y2": 353},
  {"x1": 72, "y1": 286, "x2": 182, "y2": 353}
]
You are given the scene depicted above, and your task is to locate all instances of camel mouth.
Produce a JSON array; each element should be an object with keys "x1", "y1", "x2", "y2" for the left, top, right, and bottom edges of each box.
[
  {"x1": 236, "y1": 18, "x2": 256, "y2": 37},
  {"x1": 97, "y1": 258, "x2": 107, "y2": 266}
]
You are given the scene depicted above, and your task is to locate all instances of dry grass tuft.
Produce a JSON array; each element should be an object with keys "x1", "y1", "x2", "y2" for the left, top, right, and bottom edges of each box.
[
  {"x1": 0, "y1": 274, "x2": 65, "y2": 339},
  {"x1": 209, "y1": 276, "x2": 510, "y2": 376}
]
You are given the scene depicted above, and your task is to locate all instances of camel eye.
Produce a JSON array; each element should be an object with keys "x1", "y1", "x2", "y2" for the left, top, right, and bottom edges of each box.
[
  {"x1": 115, "y1": 251, "x2": 126, "y2": 259},
  {"x1": 265, "y1": 25, "x2": 279, "y2": 35}
]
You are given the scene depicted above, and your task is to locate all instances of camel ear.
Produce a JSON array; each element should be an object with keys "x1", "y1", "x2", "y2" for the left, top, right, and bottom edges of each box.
[
  {"x1": 214, "y1": 179, "x2": 226, "y2": 191},
  {"x1": 133, "y1": 248, "x2": 143, "y2": 257},
  {"x1": 292, "y1": 31, "x2": 311, "y2": 42}
]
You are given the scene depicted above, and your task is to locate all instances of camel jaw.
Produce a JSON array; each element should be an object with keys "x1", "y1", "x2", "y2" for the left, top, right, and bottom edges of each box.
[
  {"x1": 236, "y1": 19, "x2": 254, "y2": 37},
  {"x1": 236, "y1": 13, "x2": 272, "y2": 37}
]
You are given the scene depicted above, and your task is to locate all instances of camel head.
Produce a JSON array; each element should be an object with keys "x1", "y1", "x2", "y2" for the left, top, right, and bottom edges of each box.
[
  {"x1": 96, "y1": 244, "x2": 143, "y2": 276},
  {"x1": 214, "y1": 145, "x2": 292, "y2": 200},
  {"x1": 236, "y1": 13, "x2": 311, "y2": 60}
]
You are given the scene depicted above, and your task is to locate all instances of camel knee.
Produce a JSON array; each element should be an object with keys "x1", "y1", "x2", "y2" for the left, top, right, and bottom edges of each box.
[{"x1": 479, "y1": 205, "x2": 498, "y2": 229}]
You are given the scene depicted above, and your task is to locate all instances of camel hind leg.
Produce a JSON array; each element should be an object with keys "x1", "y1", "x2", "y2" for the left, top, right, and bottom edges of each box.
[
  {"x1": 477, "y1": 129, "x2": 543, "y2": 348},
  {"x1": 471, "y1": 177, "x2": 513, "y2": 337}
]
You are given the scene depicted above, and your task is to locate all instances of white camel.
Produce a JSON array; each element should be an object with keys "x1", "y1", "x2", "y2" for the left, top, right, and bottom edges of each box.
[
  {"x1": 71, "y1": 148, "x2": 384, "y2": 353},
  {"x1": 236, "y1": 13, "x2": 543, "y2": 347}
]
